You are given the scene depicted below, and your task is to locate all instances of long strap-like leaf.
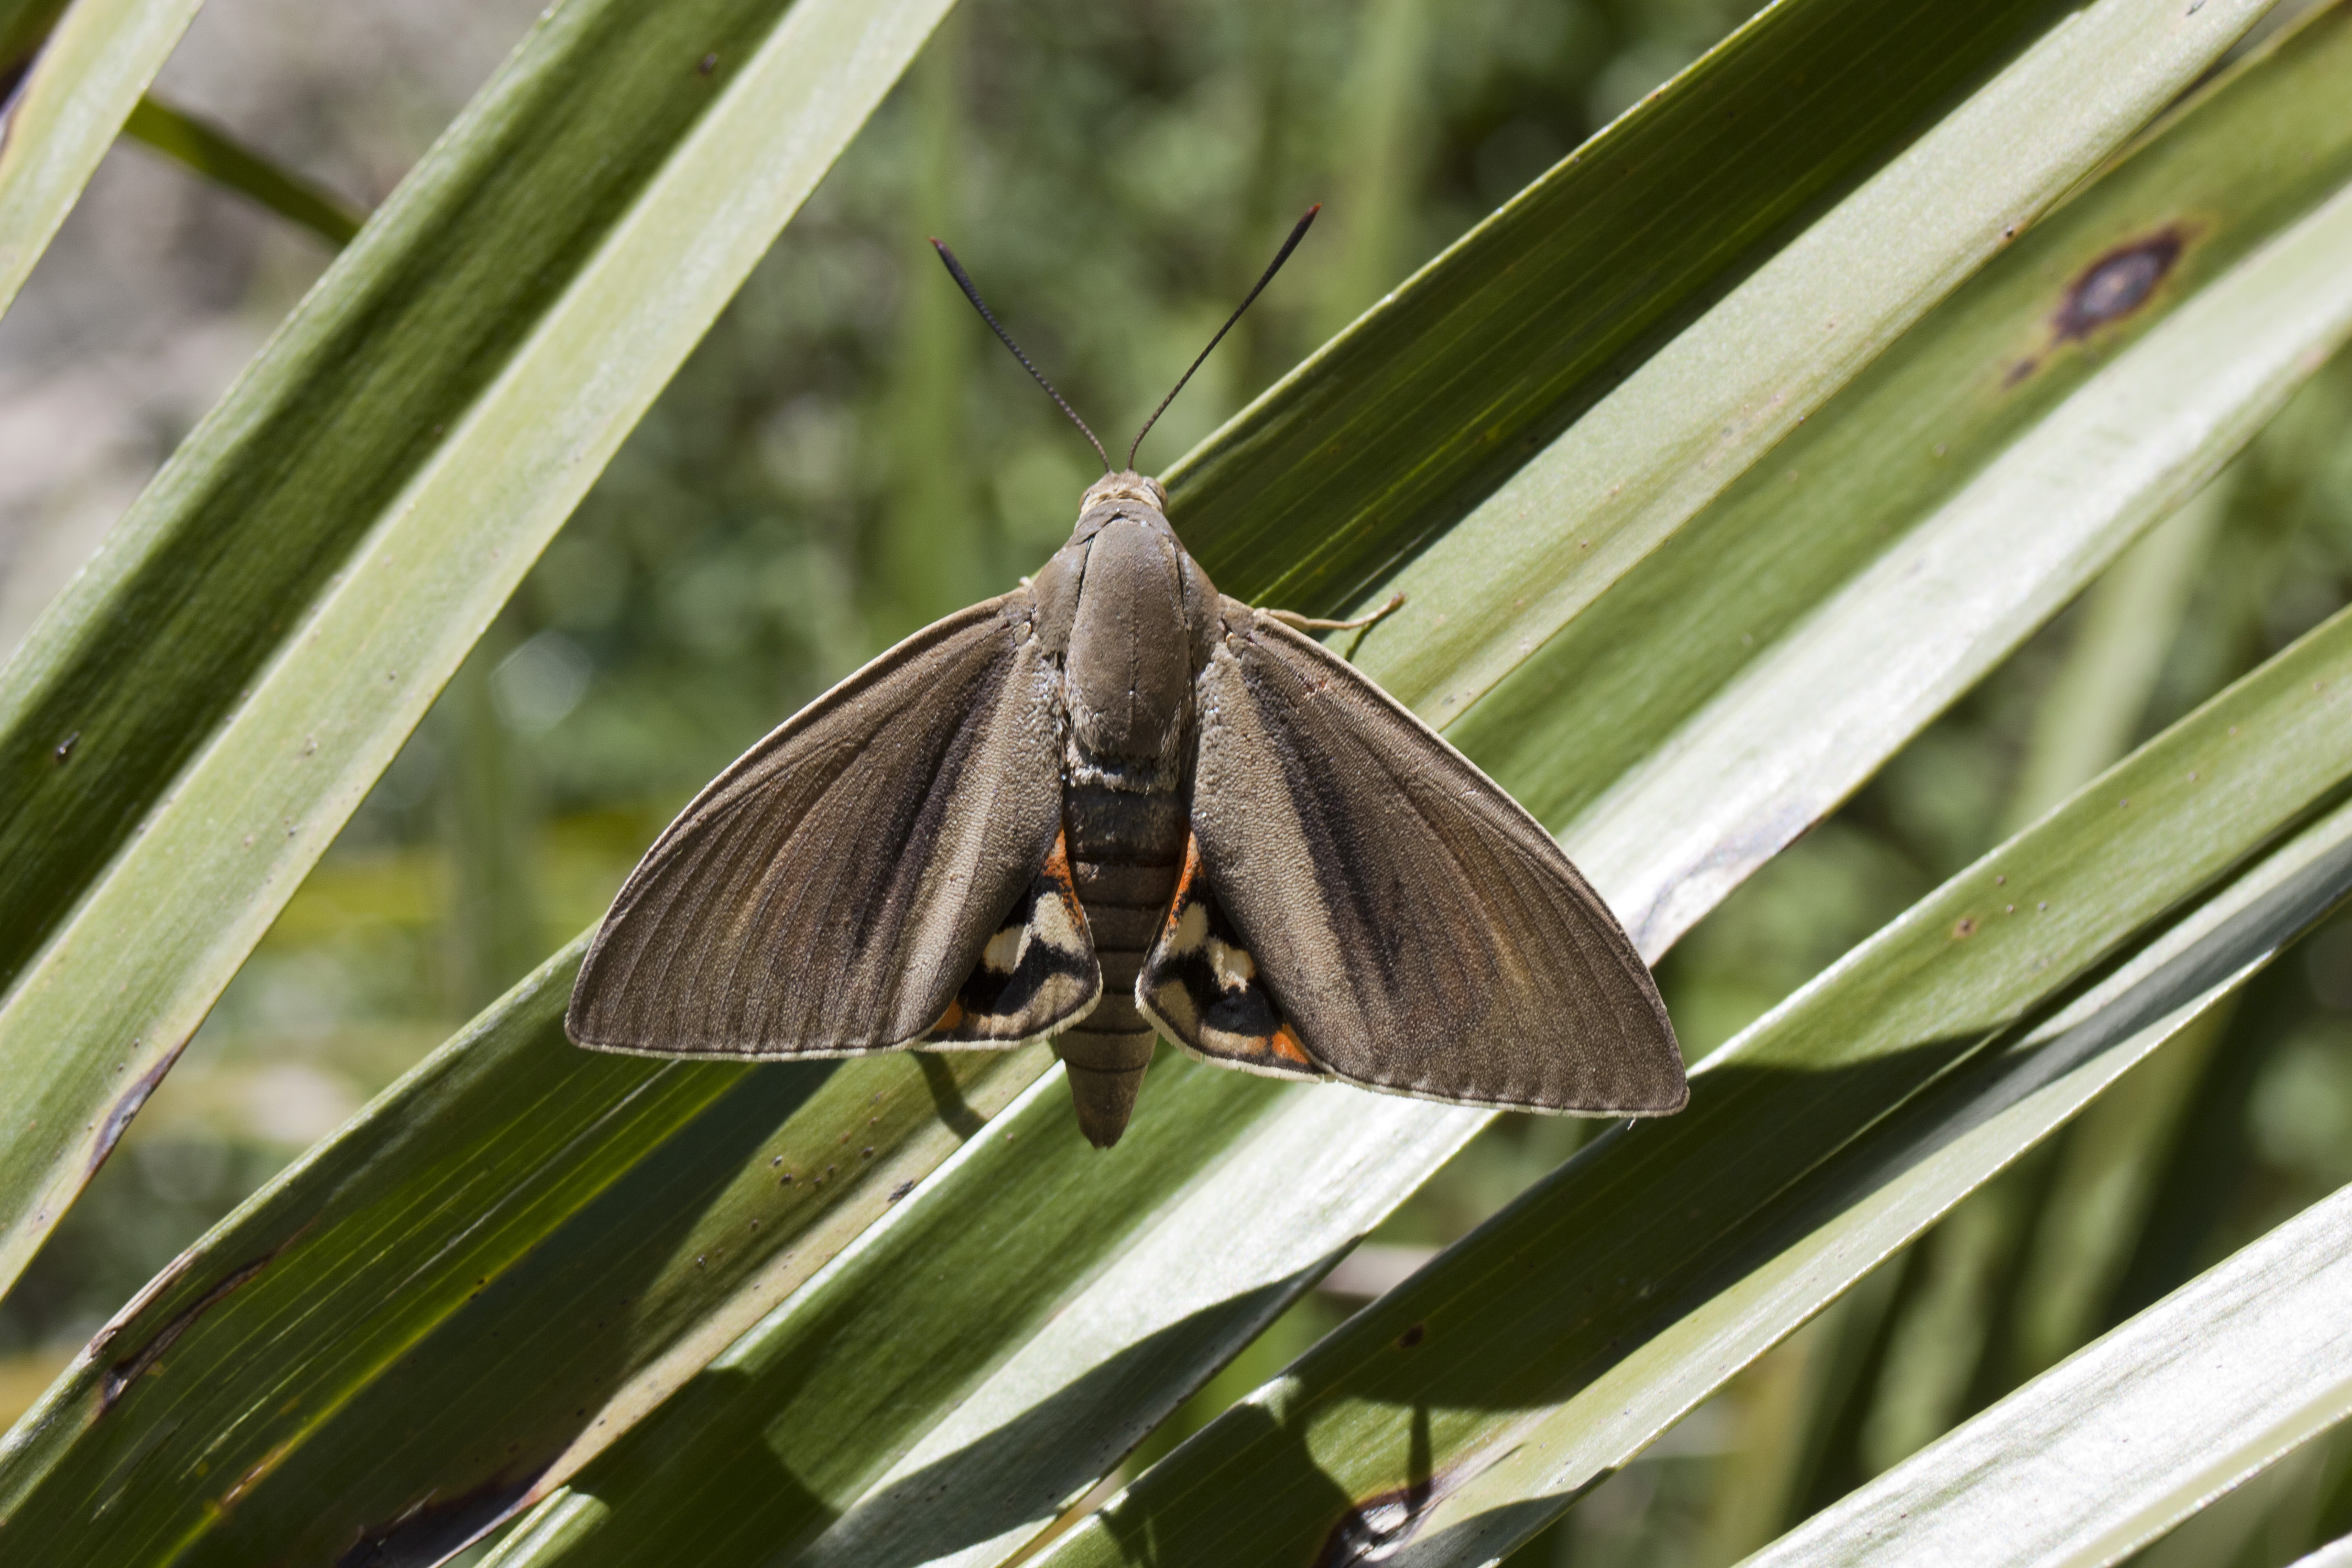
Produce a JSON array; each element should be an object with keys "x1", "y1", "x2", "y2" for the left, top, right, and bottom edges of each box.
[
  {"x1": 1734, "y1": 1178, "x2": 2352, "y2": 1568},
  {"x1": 0, "y1": 0, "x2": 202, "y2": 318},
  {"x1": 0, "y1": 0, "x2": 957, "y2": 1301}
]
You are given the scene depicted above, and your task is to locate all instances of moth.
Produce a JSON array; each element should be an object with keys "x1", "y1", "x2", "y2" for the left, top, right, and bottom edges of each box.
[{"x1": 567, "y1": 208, "x2": 1685, "y2": 1147}]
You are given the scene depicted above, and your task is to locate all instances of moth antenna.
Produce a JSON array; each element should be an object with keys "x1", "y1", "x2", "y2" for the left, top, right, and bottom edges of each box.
[
  {"x1": 931, "y1": 238, "x2": 1110, "y2": 474},
  {"x1": 1126, "y1": 203, "x2": 1320, "y2": 473}
]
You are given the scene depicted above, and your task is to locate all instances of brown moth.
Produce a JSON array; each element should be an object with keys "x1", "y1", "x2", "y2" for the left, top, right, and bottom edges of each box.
[{"x1": 565, "y1": 209, "x2": 1685, "y2": 1147}]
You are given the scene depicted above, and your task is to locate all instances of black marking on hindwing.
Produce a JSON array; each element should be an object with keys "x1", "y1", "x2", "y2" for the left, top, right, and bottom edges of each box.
[
  {"x1": 1138, "y1": 834, "x2": 1325, "y2": 1080},
  {"x1": 927, "y1": 827, "x2": 1102, "y2": 1043}
]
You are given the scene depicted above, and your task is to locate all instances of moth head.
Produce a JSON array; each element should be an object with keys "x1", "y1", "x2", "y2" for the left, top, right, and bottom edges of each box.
[{"x1": 1079, "y1": 470, "x2": 1168, "y2": 516}]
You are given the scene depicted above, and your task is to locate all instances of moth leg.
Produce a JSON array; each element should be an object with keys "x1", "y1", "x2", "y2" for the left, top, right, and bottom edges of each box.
[
  {"x1": 1137, "y1": 834, "x2": 1328, "y2": 1081},
  {"x1": 1262, "y1": 590, "x2": 1404, "y2": 635},
  {"x1": 926, "y1": 828, "x2": 1102, "y2": 1044}
]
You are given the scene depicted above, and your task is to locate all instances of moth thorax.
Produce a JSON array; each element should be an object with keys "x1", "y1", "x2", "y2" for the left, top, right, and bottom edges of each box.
[{"x1": 1063, "y1": 516, "x2": 1191, "y2": 759}]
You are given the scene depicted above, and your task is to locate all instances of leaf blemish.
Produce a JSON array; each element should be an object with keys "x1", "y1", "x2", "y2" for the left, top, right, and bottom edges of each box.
[
  {"x1": 2054, "y1": 227, "x2": 2186, "y2": 342},
  {"x1": 102, "y1": 1252, "x2": 277, "y2": 1409}
]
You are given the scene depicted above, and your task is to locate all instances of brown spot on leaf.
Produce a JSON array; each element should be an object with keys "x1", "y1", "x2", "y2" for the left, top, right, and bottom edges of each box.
[
  {"x1": 2054, "y1": 229, "x2": 2186, "y2": 342},
  {"x1": 1952, "y1": 917, "x2": 1978, "y2": 940},
  {"x1": 1318, "y1": 1483, "x2": 1431, "y2": 1567},
  {"x1": 89, "y1": 1040, "x2": 193, "y2": 1179},
  {"x1": 103, "y1": 1254, "x2": 276, "y2": 1409}
]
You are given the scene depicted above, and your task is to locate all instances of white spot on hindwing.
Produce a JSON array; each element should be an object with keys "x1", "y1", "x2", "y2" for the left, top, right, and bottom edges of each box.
[
  {"x1": 1207, "y1": 936, "x2": 1255, "y2": 992},
  {"x1": 985, "y1": 881, "x2": 1085, "y2": 976},
  {"x1": 1164, "y1": 900, "x2": 1208, "y2": 956},
  {"x1": 982, "y1": 924, "x2": 1027, "y2": 973},
  {"x1": 1162, "y1": 893, "x2": 1213, "y2": 959},
  {"x1": 1034, "y1": 886, "x2": 1084, "y2": 953}
]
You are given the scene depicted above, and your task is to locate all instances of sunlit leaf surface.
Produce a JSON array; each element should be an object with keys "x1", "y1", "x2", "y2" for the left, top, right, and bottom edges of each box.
[
  {"x1": 1738, "y1": 1177, "x2": 2352, "y2": 1568},
  {"x1": 0, "y1": 0, "x2": 956, "y2": 1300}
]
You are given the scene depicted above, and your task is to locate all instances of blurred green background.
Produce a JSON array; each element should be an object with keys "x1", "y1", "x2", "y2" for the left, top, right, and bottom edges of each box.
[{"x1": 0, "y1": 0, "x2": 2346, "y2": 1561}]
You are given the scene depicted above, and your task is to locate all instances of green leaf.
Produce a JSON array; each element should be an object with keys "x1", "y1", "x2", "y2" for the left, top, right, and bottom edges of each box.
[
  {"x1": 0, "y1": 0, "x2": 955, "y2": 1297},
  {"x1": 0, "y1": 0, "x2": 2144, "y2": 1551},
  {"x1": 1032, "y1": 617, "x2": 2352, "y2": 1568},
  {"x1": 1737, "y1": 1178, "x2": 2352, "y2": 1567},
  {"x1": 0, "y1": 0, "x2": 2299, "y2": 1559},
  {"x1": 0, "y1": 946, "x2": 1047, "y2": 1561},
  {"x1": 0, "y1": 0, "x2": 202, "y2": 317},
  {"x1": 482, "y1": 1055, "x2": 1486, "y2": 1568},
  {"x1": 1564, "y1": 144, "x2": 2352, "y2": 950},
  {"x1": 121, "y1": 92, "x2": 364, "y2": 246}
]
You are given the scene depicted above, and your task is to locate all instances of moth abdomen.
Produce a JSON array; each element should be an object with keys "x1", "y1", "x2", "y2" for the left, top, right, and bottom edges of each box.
[
  {"x1": 1055, "y1": 771, "x2": 1189, "y2": 1148},
  {"x1": 1062, "y1": 780, "x2": 1185, "y2": 855}
]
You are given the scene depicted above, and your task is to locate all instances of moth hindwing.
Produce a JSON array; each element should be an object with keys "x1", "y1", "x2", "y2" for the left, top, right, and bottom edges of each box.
[{"x1": 925, "y1": 829, "x2": 1101, "y2": 1043}]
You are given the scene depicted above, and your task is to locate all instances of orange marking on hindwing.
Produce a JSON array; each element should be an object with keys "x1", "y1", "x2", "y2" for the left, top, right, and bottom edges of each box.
[
  {"x1": 1161, "y1": 831, "x2": 1208, "y2": 939},
  {"x1": 931, "y1": 1000, "x2": 967, "y2": 1035},
  {"x1": 1042, "y1": 826, "x2": 1091, "y2": 939},
  {"x1": 1268, "y1": 1025, "x2": 1311, "y2": 1066}
]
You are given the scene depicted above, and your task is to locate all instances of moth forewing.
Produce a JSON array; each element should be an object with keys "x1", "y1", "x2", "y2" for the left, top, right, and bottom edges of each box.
[
  {"x1": 1182, "y1": 604, "x2": 1686, "y2": 1117},
  {"x1": 565, "y1": 594, "x2": 1069, "y2": 1060}
]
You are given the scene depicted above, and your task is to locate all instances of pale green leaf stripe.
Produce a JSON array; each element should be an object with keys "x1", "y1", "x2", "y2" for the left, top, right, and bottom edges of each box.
[
  {"x1": 1034, "y1": 612, "x2": 2352, "y2": 1564},
  {"x1": 2296, "y1": 1537, "x2": 2352, "y2": 1568},
  {"x1": 1359, "y1": 0, "x2": 2271, "y2": 728},
  {"x1": 0, "y1": 0, "x2": 200, "y2": 317},
  {"x1": 1735, "y1": 1180, "x2": 2352, "y2": 1568},
  {"x1": 1580, "y1": 166, "x2": 2352, "y2": 950},
  {"x1": 122, "y1": 92, "x2": 363, "y2": 245},
  {"x1": 0, "y1": 0, "x2": 954, "y2": 1298}
]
